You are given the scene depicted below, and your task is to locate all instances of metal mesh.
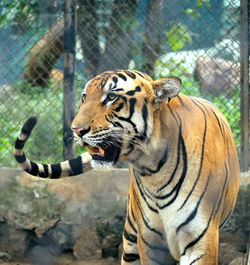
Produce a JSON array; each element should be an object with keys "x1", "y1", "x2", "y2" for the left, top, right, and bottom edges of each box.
[
  {"x1": 0, "y1": 0, "x2": 64, "y2": 166},
  {"x1": 0, "y1": 0, "x2": 246, "y2": 168}
]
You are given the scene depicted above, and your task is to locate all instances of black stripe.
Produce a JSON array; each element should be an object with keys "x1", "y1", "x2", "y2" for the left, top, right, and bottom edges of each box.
[
  {"x1": 120, "y1": 95, "x2": 128, "y2": 105},
  {"x1": 176, "y1": 173, "x2": 212, "y2": 233},
  {"x1": 69, "y1": 156, "x2": 83, "y2": 176},
  {"x1": 117, "y1": 73, "x2": 127, "y2": 81},
  {"x1": 135, "y1": 102, "x2": 148, "y2": 142},
  {"x1": 134, "y1": 170, "x2": 154, "y2": 200},
  {"x1": 29, "y1": 161, "x2": 39, "y2": 176},
  {"x1": 138, "y1": 142, "x2": 168, "y2": 177},
  {"x1": 100, "y1": 76, "x2": 109, "y2": 89},
  {"x1": 141, "y1": 212, "x2": 162, "y2": 237},
  {"x1": 211, "y1": 108, "x2": 224, "y2": 136},
  {"x1": 129, "y1": 98, "x2": 136, "y2": 118},
  {"x1": 219, "y1": 210, "x2": 233, "y2": 229},
  {"x1": 114, "y1": 114, "x2": 138, "y2": 134},
  {"x1": 21, "y1": 117, "x2": 37, "y2": 136},
  {"x1": 114, "y1": 102, "x2": 124, "y2": 112},
  {"x1": 132, "y1": 189, "x2": 162, "y2": 238},
  {"x1": 181, "y1": 178, "x2": 222, "y2": 257},
  {"x1": 135, "y1": 71, "x2": 147, "y2": 79},
  {"x1": 131, "y1": 206, "x2": 137, "y2": 223},
  {"x1": 106, "y1": 115, "x2": 125, "y2": 129},
  {"x1": 181, "y1": 165, "x2": 228, "y2": 257},
  {"x1": 125, "y1": 70, "x2": 136, "y2": 79},
  {"x1": 177, "y1": 95, "x2": 185, "y2": 106},
  {"x1": 112, "y1": 76, "x2": 118, "y2": 86},
  {"x1": 123, "y1": 229, "x2": 137, "y2": 243},
  {"x1": 134, "y1": 170, "x2": 158, "y2": 213},
  {"x1": 156, "y1": 127, "x2": 188, "y2": 209},
  {"x1": 123, "y1": 143, "x2": 135, "y2": 156},
  {"x1": 50, "y1": 164, "x2": 62, "y2": 179},
  {"x1": 181, "y1": 220, "x2": 210, "y2": 256},
  {"x1": 125, "y1": 86, "x2": 142, "y2": 96},
  {"x1": 14, "y1": 154, "x2": 26, "y2": 163},
  {"x1": 15, "y1": 139, "x2": 26, "y2": 149},
  {"x1": 154, "y1": 106, "x2": 181, "y2": 187},
  {"x1": 189, "y1": 254, "x2": 204, "y2": 265},
  {"x1": 213, "y1": 163, "x2": 228, "y2": 217},
  {"x1": 127, "y1": 211, "x2": 137, "y2": 234},
  {"x1": 178, "y1": 99, "x2": 207, "y2": 209},
  {"x1": 214, "y1": 165, "x2": 229, "y2": 228},
  {"x1": 140, "y1": 234, "x2": 168, "y2": 252},
  {"x1": 123, "y1": 253, "x2": 140, "y2": 262},
  {"x1": 38, "y1": 171, "x2": 47, "y2": 178},
  {"x1": 111, "y1": 88, "x2": 124, "y2": 92},
  {"x1": 167, "y1": 105, "x2": 181, "y2": 126},
  {"x1": 43, "y1": 164, "x2": 49, "y2": 177},
  {"x1": 157, "y1": 126, "x2": 181, "y2": 192},
  {"x1": 198, "y1": 100, "x2": 210, "y2": 115},
  {"x1": 113, "y1": 121, "x2": 124, "y2": 129}
]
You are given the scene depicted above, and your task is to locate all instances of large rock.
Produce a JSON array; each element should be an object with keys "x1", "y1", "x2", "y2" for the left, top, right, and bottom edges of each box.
[
  {"x1": 195, "y1": 56, "x2": 240, "y2": 96},
  {"x1": 219, "y1": 232, "x2": 247, "y2": 265},
  {"x1": 0, "y1": 167, "x2": 128, "y2": 261},
  {"x1": 73, "y1": 221, "x2": 102, "y2": 261},
  {"x1": 0, "y1": 167, "x2": 128, "y2": 227}
]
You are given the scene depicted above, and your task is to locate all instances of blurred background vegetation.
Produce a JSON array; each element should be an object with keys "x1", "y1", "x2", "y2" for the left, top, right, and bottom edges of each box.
[{"x1": 0, "y1": 0, "x2": 244, "y2": 168}]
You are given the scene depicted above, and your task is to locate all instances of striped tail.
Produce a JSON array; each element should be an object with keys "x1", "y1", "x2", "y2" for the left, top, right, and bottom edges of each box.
[{"x1": 14, "y1": 117, "x2": 93, "y2": 178}]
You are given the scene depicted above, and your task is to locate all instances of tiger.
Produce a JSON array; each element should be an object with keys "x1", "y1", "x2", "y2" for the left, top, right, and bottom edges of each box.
[{"x1": 14, "y1": 69, "x2": 240, "y2": 265}]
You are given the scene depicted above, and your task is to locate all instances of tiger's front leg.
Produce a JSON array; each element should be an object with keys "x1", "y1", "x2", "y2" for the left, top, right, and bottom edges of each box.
[
  {"x1": 122, "y1": 188, "x2": 176, "y2": 265},
  {"x1": 121, "y1": 202, "x2": 141, "y2": 265},
  {"x1": 176, "y1": 221, "x2": 219, "y2": 265},
  {"x1": 121, "y1": 222, "x2": 174, "y2": 265},
  {"x1": 122, "y1": 236, "x2": 141, "y2": 265}
]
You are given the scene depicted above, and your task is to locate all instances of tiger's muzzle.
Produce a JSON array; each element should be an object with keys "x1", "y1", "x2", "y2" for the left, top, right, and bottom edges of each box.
[{"x1": 73, "y1": 128, "x2": 122, "y2": 165}]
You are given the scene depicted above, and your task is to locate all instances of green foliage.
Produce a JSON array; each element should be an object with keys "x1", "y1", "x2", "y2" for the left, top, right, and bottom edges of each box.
[
  {"x1": 196, "y1": 0, "x2": 211, "y2": 8},
  {"x1": 165, "y1": 23, "x2": 193, "y2": 51},
  {"x1": 13, "y1": 81, "x2": 46, "y2": 94},
  {"x1": 155, "y1": 58, "x2": 201, "y2": 96},
  {"x1": 0, "y1": 0, "x2": 41, "y2": 29},
  {"x1": 120, "y1": 16, "x2": 140, "y2": 33},
  {"x1": 184, "y1": 0, "x2": 211, "y2": 18},
  {"x1": 0, "y1": 84, "x2": 63, "y2": 167},
  {"x1": 206, "y1": 88, "x2": 241, "y2": 148}
]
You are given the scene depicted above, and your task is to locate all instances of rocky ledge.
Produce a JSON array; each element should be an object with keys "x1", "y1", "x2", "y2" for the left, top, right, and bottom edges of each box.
[{"x1": 0, "y1": 167, "x2": 249, "y2": 265}]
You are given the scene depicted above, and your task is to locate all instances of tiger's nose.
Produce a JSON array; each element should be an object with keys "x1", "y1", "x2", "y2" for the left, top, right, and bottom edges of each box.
[{"x1": 71, "y1": 127, "x2": 90, "y2": 137}]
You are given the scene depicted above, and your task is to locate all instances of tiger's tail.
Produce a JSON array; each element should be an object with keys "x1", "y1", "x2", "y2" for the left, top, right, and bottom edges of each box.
[{"x1": 14, "y1": 117, "x2": 92, "y2": 178}]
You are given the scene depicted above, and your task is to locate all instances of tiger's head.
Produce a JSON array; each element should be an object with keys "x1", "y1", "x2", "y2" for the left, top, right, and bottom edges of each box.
[{"x1": 71, "y1": 70, "x2": 181, "y2": 167}]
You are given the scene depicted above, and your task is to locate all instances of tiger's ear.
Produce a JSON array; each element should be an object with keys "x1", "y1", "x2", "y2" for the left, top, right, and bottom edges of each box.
[{"x1": 152, "y1": 76, "x2": 182, "y2": 104}]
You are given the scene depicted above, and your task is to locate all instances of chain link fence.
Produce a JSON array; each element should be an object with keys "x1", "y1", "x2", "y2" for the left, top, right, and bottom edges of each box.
[{"x1": 0, "y1": 0, "x2": 248, "y2": 169}]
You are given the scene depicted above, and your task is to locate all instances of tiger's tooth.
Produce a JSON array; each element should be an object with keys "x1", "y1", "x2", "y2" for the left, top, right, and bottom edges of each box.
[
  {"x1": 97, "y1": 146, "x2": 105, "y2": 156},
  {"x1": 86, "y1": 146, "x2": 94, "y2": 155}
]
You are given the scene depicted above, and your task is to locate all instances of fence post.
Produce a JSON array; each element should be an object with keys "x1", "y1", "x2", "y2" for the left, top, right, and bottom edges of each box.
[
  {"x1": 240, "y1": 0, "x2": 249, "y2": 172},
  {"x1": 63, "y1": 0, "x2": 77, "y2": 160}
]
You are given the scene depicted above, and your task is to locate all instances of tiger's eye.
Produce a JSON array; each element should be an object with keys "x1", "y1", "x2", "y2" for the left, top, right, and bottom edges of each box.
[{"x1": 107, "y1": 93, "x2": 116, "y2": 100}]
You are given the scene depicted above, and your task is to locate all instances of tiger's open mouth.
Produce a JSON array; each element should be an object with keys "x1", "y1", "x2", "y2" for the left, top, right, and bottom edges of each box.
[{"x1": 85, "y1": 137, "x2": 121, "y2": 164}]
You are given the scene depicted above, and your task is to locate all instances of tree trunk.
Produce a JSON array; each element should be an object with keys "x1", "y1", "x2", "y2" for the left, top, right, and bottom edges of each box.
[
  {"x1": 77, "y1": 0, "x2": 101, "y2": 78},
  {"x1": 96, "y1": 0, "x2": 139, "y2": 73},
  {"x1": 142, "y1": 0, "x2": 163, "y2": 77}
]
